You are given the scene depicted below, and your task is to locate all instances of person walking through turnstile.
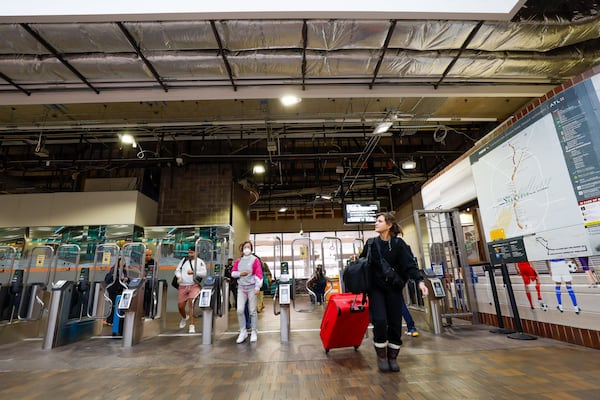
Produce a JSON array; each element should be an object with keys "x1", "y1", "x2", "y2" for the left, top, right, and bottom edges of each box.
[
  {"x1": 174, "y1": 248, "x2": 207, "y2": 333},
  {"x1": 104, "y1": 257, "x2": 128, "y2": 326},
  {"x1": 307, "y1": 265, "x2": 327, "y2": 305},
  {"x1": 143, "y1": 249, "x2": 156, "y2": 317},
  {"x1": 230, "y1": 241, "x2": 263, "y2": 343}
]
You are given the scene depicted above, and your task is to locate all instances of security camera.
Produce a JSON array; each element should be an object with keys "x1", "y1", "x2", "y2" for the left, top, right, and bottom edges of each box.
[{"x1": 175, "y1": 157, "x2": 184, "y2": 167}]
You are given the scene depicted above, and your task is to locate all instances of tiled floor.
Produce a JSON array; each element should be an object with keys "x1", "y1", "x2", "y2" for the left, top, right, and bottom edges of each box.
[{"x1": 1, "y1": 302, "x2": 599, "y2": 400}]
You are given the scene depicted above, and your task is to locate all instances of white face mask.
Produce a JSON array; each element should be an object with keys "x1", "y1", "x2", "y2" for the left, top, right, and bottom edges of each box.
[{"x1": 243, "y1": 248, "x2": 252, "y2": 256}]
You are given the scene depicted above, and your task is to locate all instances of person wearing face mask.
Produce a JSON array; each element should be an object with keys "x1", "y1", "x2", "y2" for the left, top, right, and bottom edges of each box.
[{"x1": 231, "y1": 241, "x2": 263, "y2": 343}]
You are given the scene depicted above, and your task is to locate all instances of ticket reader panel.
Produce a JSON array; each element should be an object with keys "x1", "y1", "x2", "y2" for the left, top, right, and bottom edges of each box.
[
  {"x1": 199, "y1": 275, "x2": 216, "y2": 308},
  {"x1": 118, "y1": 290, "x2": 134, "y2": 310},
  {"x1": 423, "y1": 273, "x2": 446, "y2": 335},
  {"x1": 279, "y1": 284, "x2": 291, "y2": 305},
  {"x1": 279, "y1": 262, "x2": 291, "y2": 305},
  {"x1": 430, "y1": 278, "x2": 446, "y2": 298},
  {"x1": 118, "y1": 278, "x2": 143, "y2": 310}
]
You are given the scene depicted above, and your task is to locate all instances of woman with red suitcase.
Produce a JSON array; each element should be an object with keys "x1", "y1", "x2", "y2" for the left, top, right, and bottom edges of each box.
[{"x1": 360, "y1": 211, "x2": 428, "y2": 372}]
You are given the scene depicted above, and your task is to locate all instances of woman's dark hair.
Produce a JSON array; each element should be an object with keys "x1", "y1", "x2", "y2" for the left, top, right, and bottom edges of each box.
[
  {"x1": 377, "y1": 211, "x2": 403, "y2": 237},
  {"x1": 317, "y1": 266, "x2": 325, "y2": 279},
  {"x1": 239, "y1": 240, "x2": 253, "y2": 252}
]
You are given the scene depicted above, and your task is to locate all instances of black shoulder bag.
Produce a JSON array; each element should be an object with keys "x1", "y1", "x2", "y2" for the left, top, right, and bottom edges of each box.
[
  {"x1": 171, "y1": 274, "x2": 180, "y2": 289},
  {"x1": 192, "y1": 258, "x2": 203, "y2": 286},
  {"x1": 374, "y1": 238, "x2": 405, "y2": 289},
  {"x1": 171, "y1": 258, "x2": 187, "y2": 289}
]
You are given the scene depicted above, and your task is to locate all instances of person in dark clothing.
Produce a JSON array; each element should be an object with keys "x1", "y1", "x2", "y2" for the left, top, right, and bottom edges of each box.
[
  {"x1": 224, "y1": 258, "x2": 237, "y2": 310},
  {"x1": 143, "y1": 249, "x2": 156, "y2": 316},
  {"x1": 307, "y1": 264, "x2": 327, "y2": 305},
  {"x1": 359, "y1": 211, "x2": 428, "y2": 373},
  {"x1": 104, "y1": 256, "x2": 128, "y2": 325}
]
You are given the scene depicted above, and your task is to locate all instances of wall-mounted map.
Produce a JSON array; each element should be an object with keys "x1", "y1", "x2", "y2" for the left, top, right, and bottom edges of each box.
[{"x1": 470, "y1": 74, "x2": 600, "y2": 261}]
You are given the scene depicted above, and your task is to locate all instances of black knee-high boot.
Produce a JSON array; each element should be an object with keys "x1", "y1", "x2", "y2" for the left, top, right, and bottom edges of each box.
[
  {"x1": 387, "y1": 344, "x2": 401, "y2": 372},
  {"x1": 374, "y1": 342, "x2": 390, "y2": 372}
]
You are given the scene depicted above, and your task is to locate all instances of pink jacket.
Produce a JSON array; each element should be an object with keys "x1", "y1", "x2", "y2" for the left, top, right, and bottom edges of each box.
[{"x1": 231, "y1": 255, "x2": 263, "y2": 291}]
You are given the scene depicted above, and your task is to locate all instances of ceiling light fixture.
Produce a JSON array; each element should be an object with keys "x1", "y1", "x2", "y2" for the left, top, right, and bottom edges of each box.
[
  {"x1": 278, "y1": 207, "x2": 288, "y2": 212},
  {"x1": 402, "y1": 160, "x2": 417, "y2": 170},
  {"x1": 119, "y1": 133, "x2": 136, "y2": 145},
  {"x1": 372, "y1": 121, "x2": 393, "y2": 135},
  {"x1": 119, "y1": 132, "x2": 153, "y2": 159},
  {"x1": 280, "y1": 95, "x2": 302, "y2": 107},
  {"x1": 253, "y1": 164, "x2": 266, "y2": 174}
]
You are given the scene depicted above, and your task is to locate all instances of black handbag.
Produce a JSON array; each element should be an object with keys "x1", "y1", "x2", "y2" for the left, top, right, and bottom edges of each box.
[
  {"x1": 171, "y1": 275, "x2": 179, "y2": 289},
  {"x1": 343, "y1": 240, "x2": 371, "y2": 297},
  {"x1": 374, "y1": 239, "x2": 404, "y2": 289}
]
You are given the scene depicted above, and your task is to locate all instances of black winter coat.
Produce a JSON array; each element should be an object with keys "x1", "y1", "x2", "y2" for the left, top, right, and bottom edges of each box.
[{"x1": 360, "y1": 237, "x2": 421, "y2": 290}]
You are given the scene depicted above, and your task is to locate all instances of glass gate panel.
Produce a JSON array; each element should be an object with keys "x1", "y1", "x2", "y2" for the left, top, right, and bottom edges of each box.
[
  {"x1": 290, "y1": 238, "x2": 315, "y2": 312},
  {"x1": 414, "y1": 209, "x2": 479, "y2": 325}
]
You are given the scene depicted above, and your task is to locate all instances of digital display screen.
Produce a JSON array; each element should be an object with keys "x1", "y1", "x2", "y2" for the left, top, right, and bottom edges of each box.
[{"x1": 343, "y1": 201, "x2": 379, "y2": 224}]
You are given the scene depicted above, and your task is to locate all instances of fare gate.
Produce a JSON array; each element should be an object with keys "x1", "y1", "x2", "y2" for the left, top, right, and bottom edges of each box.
[{"x1": 413, "y1": 209, "x2": 479, "y2": 333}]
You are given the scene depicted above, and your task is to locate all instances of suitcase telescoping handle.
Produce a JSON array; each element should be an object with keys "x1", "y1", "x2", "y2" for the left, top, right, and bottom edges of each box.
[{"x1": 350, "y1": 294, "x2": 365, "y2": 313}]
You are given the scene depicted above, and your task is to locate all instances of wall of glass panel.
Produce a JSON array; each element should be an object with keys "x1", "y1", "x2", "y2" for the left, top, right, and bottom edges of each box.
[{"x1": 251, "y1": 229, "x2": 378, "y2": 280}]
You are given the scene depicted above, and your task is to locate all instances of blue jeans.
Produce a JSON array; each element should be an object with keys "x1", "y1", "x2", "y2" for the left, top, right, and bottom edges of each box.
[
  {"x1": 244, "y1": 302, "x2": 250, "y2": 329},
  {"x1": 401, "y1": 297, "x2": 415, "y2": 330}
]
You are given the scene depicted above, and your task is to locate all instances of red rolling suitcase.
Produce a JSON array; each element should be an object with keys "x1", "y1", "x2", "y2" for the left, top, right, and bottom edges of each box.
[{"x1": 320, "y1": 293, "x2": 369, "y2": 353}]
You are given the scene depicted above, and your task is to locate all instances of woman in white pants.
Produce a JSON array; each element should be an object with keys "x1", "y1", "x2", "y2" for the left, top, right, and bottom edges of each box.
[{"x1": 231, "y1": 241, "x2": 263, "y2": 343}]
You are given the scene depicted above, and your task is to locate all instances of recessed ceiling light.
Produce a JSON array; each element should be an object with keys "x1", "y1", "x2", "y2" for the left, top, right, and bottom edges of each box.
[
  {"x1": 120, "y1": 133, "x2": 135, "y2": 144},
  {"x1": 402, "y1": 160, "x2": 417, "y2": 170},
  {"x1": 373, "y1": 121, "x2": 393, "y2": 135},
  {"x1": 280, "y1": 95, "x2": 302, "y2": 106},
  {"x1": 253, "y1": 164, "x2": 266, "y2": 174}
]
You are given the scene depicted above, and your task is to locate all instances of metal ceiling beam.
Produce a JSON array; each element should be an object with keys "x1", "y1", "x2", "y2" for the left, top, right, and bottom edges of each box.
[
  {"x1": 0, "y1": 70, "x2": 31, "y2": 96},
  {"x1": 370, "y1": 19, "x2": 396, "y2": 90},
  {"x1": 3, "y1": 147, "x2": 465, "y2": 166},
  {"x1": 0, "y1": 83, "x2": 551, "y2": 106},
  {"x1": 117, "y1": 22, "x2": 168, "y2": 92},
  {"x1": 301, "y1": 19, "x2": 308, "y2": 91},
  {"x1": 210, "y1": 20, "x2": 237, "y2": 92},
  {"x1": 0, "y1": 117, "x2": 494, "y2": 136},
  {"x1": 434, "y1": 21, "x2": 484, "y2": 89},
  {"x1": 19, "y1": 23, "x2": 99, "y2": 95}
]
